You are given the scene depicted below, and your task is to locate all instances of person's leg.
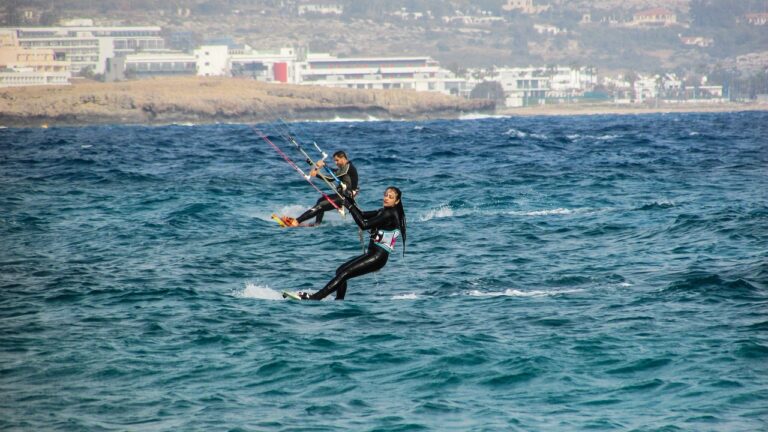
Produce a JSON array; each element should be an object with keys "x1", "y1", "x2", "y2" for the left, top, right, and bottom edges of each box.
[
  {"x1": 335, "y1": 281, "x2": 348, "y2": 300},
  {"x1": 296, "y1": 195, "x2": 341, "y2": 225},
  {"x1": 295, "y1": 196, "x2": 327, "y2": 224},
  {"x1": 313, "y1": 194, "x2": 344, "y2": 225},
  {"x1": 309, "y1": 250, "x2": 388, "y2": 300}
]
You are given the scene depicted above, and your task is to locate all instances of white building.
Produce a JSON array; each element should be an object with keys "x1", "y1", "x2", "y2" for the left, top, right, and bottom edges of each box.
[
  {"x1": 123, "y1": 51, "x2": 197, "y2": 78},
  {"x1": 297, "y1": 3, "x2": 343, "y2": 16},
  {"x1": 605, "y1": 73, "x2": 726, "y2": 104},
  {"x1": 442, "y1": 14, "x2": 505, "y2": 25},
  {"x1": 0, "y1": 29, "x2": 70, "y2": 87},
  {"x1": 632, "y1": 8, "x2": 678, "y2": 27},
  {"x1": 4, "y1": 23, "x2": 165, "y2": 75},
  {"x1": 533, "y1": 24, "x2": 566, "y2": 35},
  {"x1": 230, "y1": 46, "x2": 298, "y2": 82},
  {"x1": 493, "y1": 67, "x2": 550, "y2": 107},
  {"x1": 502, "y1": 0, "x2": 549, "y2": 14},
  {"x1": 296, "y1": 54, "x2": 466, "y2": 95},
  {"x1": 194, "y1": 45, "x2": 230, "y2": 76},
  {"x1": 548, "y1": 66, "x2": 597, "y2": 100}
]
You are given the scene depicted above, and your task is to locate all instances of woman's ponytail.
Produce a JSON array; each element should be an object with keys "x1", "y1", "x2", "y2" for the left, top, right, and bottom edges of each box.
[{"x1": 388, "y1": 186, "x2": 407, "y2": 256}]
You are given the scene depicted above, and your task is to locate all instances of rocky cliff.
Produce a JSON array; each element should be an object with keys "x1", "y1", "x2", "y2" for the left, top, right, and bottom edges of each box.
[{"x1": 0, "y1": 77, "x2": 495, "y2": 127}]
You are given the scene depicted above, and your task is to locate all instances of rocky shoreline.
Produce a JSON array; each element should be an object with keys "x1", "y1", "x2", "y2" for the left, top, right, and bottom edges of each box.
[
  {"x1": 0, "y1": 76, "x2": 495, "y2": 127},
  {"x1": 2, "y1": 77, "x2": 765, "y2": 128}
]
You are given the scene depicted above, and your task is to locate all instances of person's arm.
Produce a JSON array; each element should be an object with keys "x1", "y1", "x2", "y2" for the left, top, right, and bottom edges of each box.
[
  {"x1": 332, "y1": 163, "x2": 351, "y2": 192},
  {"x1": 346, "y1": 199, "x2": 393, "y2": 231}
]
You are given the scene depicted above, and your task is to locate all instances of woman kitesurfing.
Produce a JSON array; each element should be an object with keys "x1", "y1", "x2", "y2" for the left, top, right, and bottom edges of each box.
[{"x1": 286, "y1": 186, "x2": 407, "y2": 300}]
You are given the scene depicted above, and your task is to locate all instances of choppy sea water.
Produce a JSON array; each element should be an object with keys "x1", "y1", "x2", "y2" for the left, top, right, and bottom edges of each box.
[{"x1": 1, "y1": 112, "x2": 767, "y2": 431}]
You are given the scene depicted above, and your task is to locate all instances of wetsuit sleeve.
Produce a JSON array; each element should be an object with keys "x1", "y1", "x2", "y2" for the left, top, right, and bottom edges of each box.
[
  {"x1": 335, "y1": 164, "x2": 352, "y2": 192},
  {"x1": 348, "y1": 204, "x2": 394, "y2": 231},
  {"x1": 316, "y1": 163, "x2": 349, "y2": 191}
]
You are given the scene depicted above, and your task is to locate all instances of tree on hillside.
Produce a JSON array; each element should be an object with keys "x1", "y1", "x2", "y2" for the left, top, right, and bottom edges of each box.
[
  {"x1": 470, "y1": 81, "x2": 505, "y2": 105},
  {"x1": 2, "y1": 0, "x2": 24, "y2": 26}
]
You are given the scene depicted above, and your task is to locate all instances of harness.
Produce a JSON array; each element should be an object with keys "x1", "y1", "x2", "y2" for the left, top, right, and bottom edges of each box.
[{"x1": 372, "y1": 228, "x2": 401, "y2": 254}]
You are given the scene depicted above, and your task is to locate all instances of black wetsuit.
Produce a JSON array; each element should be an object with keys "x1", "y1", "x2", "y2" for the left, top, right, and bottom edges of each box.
[
  {"x1": 295, "y1": 161, "x2": 359, "y2": 225},
  {"x1": 309, "y1": 203, "x2": 401, "y2": 300}
]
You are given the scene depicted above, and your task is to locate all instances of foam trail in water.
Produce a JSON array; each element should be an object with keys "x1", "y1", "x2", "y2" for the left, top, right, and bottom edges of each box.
[
  {"x1": 392, "y1": 293, "x2": 419, "y2": 300},
  {"x1": 235, "y1": 282, "x2": 285, "y2": 300}
]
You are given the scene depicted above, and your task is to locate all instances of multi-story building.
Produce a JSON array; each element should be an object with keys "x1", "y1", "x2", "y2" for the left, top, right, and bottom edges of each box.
[
  {"x1": 194, "y1": 45, "x2": 230, "y2": 77},
  {"x1": 0, "y1": 29, "x2": 70, "y2": 87},
  {"x1": 501, "y1": 0, "x2": 549, "y2": 15},
  {"x1": 547, "y1": 66, "x2": 597, "y2": 101},
  {"x1": 632, "y1": 8, "x2": 678, "y2": 27},
  {"x1": 230, "y1": 46, "x2": 298, "y2": 82},
  {"x1": 744, "y1": 13, "x2": 768, "y2": 26},
  {"x1": 492, "y1": 67, "x2": 550, "y2": 107},
  {"x1": 297, "y1": 2, "x2": 344, "y2": 16},
  {"x1": 4, "y1": 21, "x2": 165, "y2": 75},
  {"x1": 122, "y1": 51, "x2": 197, "y2": 78},
  {"x1": 296, "y1": 54, "x2": 467, "y2": 96}
]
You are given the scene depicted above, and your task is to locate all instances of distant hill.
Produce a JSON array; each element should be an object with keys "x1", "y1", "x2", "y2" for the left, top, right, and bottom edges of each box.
[{"x1": 3, "y1": 0, "x2": 767, "y2": 74}]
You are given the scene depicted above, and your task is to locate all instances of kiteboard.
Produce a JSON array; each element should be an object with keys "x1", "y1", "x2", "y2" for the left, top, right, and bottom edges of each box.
[
  {"x1": 282, "y1": 291, "x2": 304, "y2": 300},
  {"x1": 271, "y1": 214, "x2": 316, "y2": 228}
]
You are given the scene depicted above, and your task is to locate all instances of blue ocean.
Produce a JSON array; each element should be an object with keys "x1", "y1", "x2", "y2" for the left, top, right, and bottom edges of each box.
[{"x1": 1, "y1": 112, "x2": 767, "y2": 431}]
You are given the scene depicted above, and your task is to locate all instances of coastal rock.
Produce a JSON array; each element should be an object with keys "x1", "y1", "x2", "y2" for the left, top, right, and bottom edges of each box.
[{"x1": 0, "y1": 76, "x2": 495, "y2": 126}]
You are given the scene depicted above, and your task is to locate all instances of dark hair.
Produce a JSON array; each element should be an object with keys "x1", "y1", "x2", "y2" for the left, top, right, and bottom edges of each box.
[
  {"x1": 333, "y1": 150, "x2": 348, "y2": 159},
  {"x1": 387, "y1": 186, "x2": 407, "y2": 256}
]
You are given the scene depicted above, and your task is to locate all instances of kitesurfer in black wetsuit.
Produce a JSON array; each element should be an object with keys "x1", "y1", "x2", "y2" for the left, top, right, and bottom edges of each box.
[
  {"x1": 297, "y1": 186, "x2": 407, "y2": 300},
  {"x1": 287, "y1": 151, "x2": 358, "y2": 226}
]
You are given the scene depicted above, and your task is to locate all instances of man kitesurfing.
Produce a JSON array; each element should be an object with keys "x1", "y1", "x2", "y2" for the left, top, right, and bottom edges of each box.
[
  {"x1": 256, "y1": 125, "x2": 349, "y2": 227},
  {"x1": 282, "y1": 150, "x2": 359, "y2": 227}
]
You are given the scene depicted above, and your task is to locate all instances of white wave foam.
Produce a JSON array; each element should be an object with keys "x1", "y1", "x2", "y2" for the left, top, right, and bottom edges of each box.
[
  {"x1": 567, "y1": 133, "x2": 617, "y2": 141},
  {"x1": 418, "y1": 204, "x2": 455, "y2": 222},
  {"x1": 505, "y1": 128, "x2": 527, "y2": 138},
  {"x1": 233, "y1": 282, "x2": 285, "y2": 300},
  {"x1": 307, "y1": 116, "x2": 382, "y2": 123},
  {"x1": 469, "y1": 288, "x2": 583, "y2": 297},
  {"x1": 392, "y1": 293, "x2": 419, "y2": 300},
  {"x1": 419, "y1": 206, "x2": 602, "y2": 222},
  {"x1": 517, "y1": 208, "x2": 574, "y2": 216},
  {"x1": 249, "y1": 204, "x2": 307, "y2": 223},
  {"x1": 597, "y1": 134, "x2": 618, "y2": 140},
  {"x1": 459, "y1": 113, "x2": 510, "y2": 121}
]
